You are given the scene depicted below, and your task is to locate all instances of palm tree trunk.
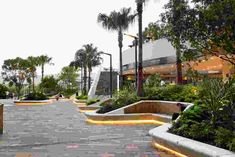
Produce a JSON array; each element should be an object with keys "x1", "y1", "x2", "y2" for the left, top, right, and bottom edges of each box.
[
  {"x1": 88, "y1": 68, "x2": 91, "y2": 91},
  {"x1": 32, "y1": 74, "x2": 35, "y2": 93},
  {"x1": 137, "y1": 2, "x2": 144, "y2": 96},
  {"x1": 41, "y1": 64, "x2": 44, "y2": 82},
  {"x1": 176, "y1": 48, "x2": 183, "y2": 84},
  {"x1": 83, "y1": 65, "x2": 87, "y2": 94},
  {"x1": 80, "y1": 65, "x2": 83, "y2": 94},
  {"x1": 118, "y1": 30, "x2": 123, "y2": 88}
]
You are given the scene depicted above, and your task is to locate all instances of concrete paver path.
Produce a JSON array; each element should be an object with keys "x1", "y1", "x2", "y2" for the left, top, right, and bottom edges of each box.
[{"x1": 0, "y1": 100, "x2": 175, "y2": 157}]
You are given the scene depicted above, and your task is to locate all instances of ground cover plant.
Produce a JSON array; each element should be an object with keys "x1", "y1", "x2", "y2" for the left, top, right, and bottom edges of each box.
[
  {"x1": 86, "y1": 98, "x2": 100, "y2": 105},
  {"x1": 169, "y1": 78, "x2": 235, "y2": 152},
  {"x1": 76, "y1": 94, "x2": 88, "y2": 100}
]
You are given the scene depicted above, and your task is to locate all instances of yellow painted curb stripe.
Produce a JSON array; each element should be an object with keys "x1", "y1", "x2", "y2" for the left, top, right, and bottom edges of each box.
[
  {"x1": 86, "y1": 119, "x2": 165, "y2": 125},
  {"x1": 152, "y1": 142, "x2": 188, "y2": 157}
]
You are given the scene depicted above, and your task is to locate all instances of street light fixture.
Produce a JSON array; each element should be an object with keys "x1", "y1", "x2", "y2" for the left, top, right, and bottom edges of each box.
[
  {"x1": 124, "y1": 33, "x2": 138, "y2": 89},
  {"x1": 100, "y1": 52, "x2": 113, "y2": 98}
]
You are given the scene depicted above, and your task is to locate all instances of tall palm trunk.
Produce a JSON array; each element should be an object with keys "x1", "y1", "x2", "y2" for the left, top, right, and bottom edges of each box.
[
  {"x1": 137, "y1": 2, "x2": 143, "y2": 96},
  {"x1": 118, "y1": 30, "x2": 123, "y2": 88},
  {"x1": 41, "y1": 64, "x2": 44, "y2": 82},
  {"x1": 32, "y1": 73, "x2": 35, "y2": 93},
  {"x1": 176, "y1": 48, "x2": 183, "y2": 84},
  {"x1": 83, "y1": 65, "x2": 87, "y2": 94},
  {"x1": 88, "y1": 68, "x2": 91, "y2": 91},
  {"x1": 80, "y1": 65, "x2": 83, "y2": 94}
]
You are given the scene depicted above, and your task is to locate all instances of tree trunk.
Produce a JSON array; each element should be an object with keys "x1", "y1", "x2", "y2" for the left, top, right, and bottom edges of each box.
[
  {"x1": 137, "y1": 2, "x2": 144, "y2": 97},
  {"x1": 80, "y1": 65, "x2": 83, "y2": 94},
  {"x1": 176, "y1": 48, "x2": 183, "y2": 84},
  {"x1": 83, "y1": 65, "x2": 87, "y2": 94},
  {"x1": 88, "y1": 68, "x2": 91, "y2": 91},
  {"x1": 41, "y1": 64, "x2": 44, "y2": 82},
  {"x1": 118, "y1": 30, "x2": 123, "y2": 88},
  {"x1": 32, "y1": 73, "x2": 35, "y2": 93}
]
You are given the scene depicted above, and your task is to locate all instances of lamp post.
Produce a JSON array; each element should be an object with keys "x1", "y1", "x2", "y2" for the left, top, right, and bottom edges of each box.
[
  {"x1": 124, "y1": 33, "x2": 138, "y2": 89},
  {"x1": 100, "y1": 52, "x2": 112, "y2": 98}
]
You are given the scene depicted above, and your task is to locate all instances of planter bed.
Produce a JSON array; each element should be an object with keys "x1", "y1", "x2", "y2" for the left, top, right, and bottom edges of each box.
[
  {"x1": 149, "y1": 124, "x2": 235, "y2": 157},
  {"x1": 77, "y1": 98, "x2": 110, "y2": 112},
  {"x1": 83, "y1": 100, "x2": 192, "y2": 125}
]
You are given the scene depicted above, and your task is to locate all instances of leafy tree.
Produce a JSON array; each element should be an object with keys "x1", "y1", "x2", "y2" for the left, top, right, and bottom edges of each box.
[
  {"x1": 143, "y1": 22, "x2": 164, "y2": 42},
  {"x1": 0, "y1": 83, "x2": 8, "y2": 99},
  {"x1": 161, "y1": 0, "x2": 190, "y2": 84},
  {"x1": 97, "y1": 7, "x2": 136, "y2": 87},
  {"x1": 39, "y1": 75, "x2": 58, "y2": 95},
  {"x1": 38, "y1": 55, "x2": 53, "y2": 82},
  {"x1": 1, "y1": 57, "x2": 28, "y2": 97},
  {"x1": 183, "y1": 0, "x2": 235, "y2": 65},
  {"x1": 58, "y1": 66, "x2": 78, "y2": 97},
  {"x1": 161, "y1": 0, "x2": 235, "y2": 66}
]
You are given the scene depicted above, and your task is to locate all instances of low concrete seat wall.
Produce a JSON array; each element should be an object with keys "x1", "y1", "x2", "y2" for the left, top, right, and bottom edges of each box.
[
  {"x1": 84, "y1": 100, "x2": 193, "y2": 125},
  {"x1": 74, "y1": 99, "x2": 87, "y2": 103},
  {"x1": 86, "y1": 112, "x2": 169, "y2": 121},
  {"x1": 14, "y1": 100, "x2": 52, "y2": 105},
  {"x1": 79, "y1": 106, "x2": 100, "y2": 110},
  {"x1": 124, "y1": 100, "x2": 184, "y2": 115},
  {"x1": 107, "y1": 100, "x2": 192, "y2": 115}
]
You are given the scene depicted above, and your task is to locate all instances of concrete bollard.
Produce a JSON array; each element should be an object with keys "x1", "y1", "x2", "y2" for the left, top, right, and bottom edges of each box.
[{"x1": 0, "y1": 104, "x2": 3, "y2": 134}]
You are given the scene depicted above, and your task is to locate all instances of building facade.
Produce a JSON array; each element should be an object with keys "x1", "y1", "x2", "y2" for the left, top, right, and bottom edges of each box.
[{"x1": 122, "y1": 39, "x2": 234, "y2": 83}]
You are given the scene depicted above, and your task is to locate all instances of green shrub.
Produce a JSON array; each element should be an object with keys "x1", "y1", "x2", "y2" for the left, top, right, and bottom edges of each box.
[
  {"x1": 97, "y1": 88, "x2": 139, "y2": 113},
  {"x1": 145, "y1": 73, "x2": 161, "y2": 88},
  {"x1": 86, "y1": 98, "x2": 100, "y2": 105},
  {"x1": 112, "y1": 88, "x2": 139, "y2": 108},
  {"x1": 96, "y1": 103, "x2": 117, "y2": 113},
  {"x1": 144, "y1": 84, "x2": 199, "y2": 103},
  {"x1": 215, "y1": 127, "x2": 235, "y2": 151},
  {"x1": 180, "y1": 85, "x2": 199, "y2": 102},
  {"x1": 0, "y1": 84, "x2": 8, "y2": 99},
  {"x1": 199, "y1": 78, "x2": 235, "y2": 126},
  {"x1": 169, "y1": 78, "x2": 235, "y2": 152},
  {"x1": 76, "y1": 95, "x2": 88, "y2": 100},
  {"x1": 228, "y1": 138, "x2": 235, "y2": 152},
  {"x1": 24, "y1": 92, "x2": 48, "y2": 100}
]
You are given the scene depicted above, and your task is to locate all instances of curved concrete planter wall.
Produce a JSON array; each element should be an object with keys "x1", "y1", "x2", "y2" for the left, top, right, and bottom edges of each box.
[
  {"x1": 84, "y1": 100, "x2": 193, "y2": 125},
  {"x1": 73, "y1": 99, "x2": 87, "y2": 106},
  {"x1": 149, "y1": 124, "x2": 235, "y2": 157},
  {"x1": 77, "y1": 98, "x2": 111, "y2": 112}
]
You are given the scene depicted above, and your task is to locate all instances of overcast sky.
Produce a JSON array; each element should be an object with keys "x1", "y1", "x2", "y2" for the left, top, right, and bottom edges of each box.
[{"x1": 0, "y1": 0, "x2": 166, "y2": 75}]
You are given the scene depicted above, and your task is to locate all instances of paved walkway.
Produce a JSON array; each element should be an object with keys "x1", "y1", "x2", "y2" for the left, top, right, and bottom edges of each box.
[{"x1": 0, "y1": 100, "x2": 175, "y2": 157}]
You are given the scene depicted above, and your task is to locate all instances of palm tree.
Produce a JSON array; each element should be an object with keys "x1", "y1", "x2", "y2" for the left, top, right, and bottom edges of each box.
[
  {"x1": 136, "y1": 0, "x2": 146, "y2": 96},
  {"x1": 26, "y1": 56, "x2": 39, "y2": 93},
  {"x1": 97, "y1": 7, "x2": 136, "y2": 88},
  {"x1": 85, "y1": 44, "x2": 103, "y2": 90},
  {"x1": 74, "y1": 48, "x2": 87, "y2": 94},
  {"x1": 38, "y1": 55, "x2": 53, "y2": 82}
]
